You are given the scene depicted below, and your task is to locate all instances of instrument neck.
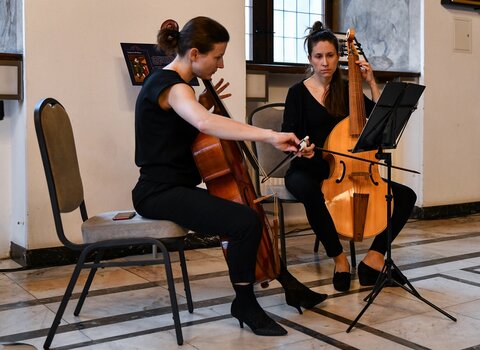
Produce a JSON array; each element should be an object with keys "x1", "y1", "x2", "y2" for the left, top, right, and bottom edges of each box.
[
  {"x1": 202, "y1": 79, "x2": 231, "y2": 119},
  {"x1": 348, "y1": 50, "x2": 366, "y2": 136}
]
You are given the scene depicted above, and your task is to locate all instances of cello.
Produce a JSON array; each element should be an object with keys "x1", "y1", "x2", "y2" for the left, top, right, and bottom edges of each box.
[
  {"x1": 322, "y1": 29, "x2": 391, "y2": 242},
  {"x1": 191, "y1": 79, "x2": 280, "y2": 286}
]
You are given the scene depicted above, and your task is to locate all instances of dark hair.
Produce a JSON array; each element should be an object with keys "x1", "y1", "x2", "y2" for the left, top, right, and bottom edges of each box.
[
  {"x1": 304, "y1": 21, "x2": 345, "y2": 117},
  {"x1": 157, "y1": 16, "x2": 230, "y2": 56}
]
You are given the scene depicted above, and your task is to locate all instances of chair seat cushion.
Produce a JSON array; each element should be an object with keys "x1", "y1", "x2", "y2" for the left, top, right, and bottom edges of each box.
[{"x1": 81, "y1": 211, "x2": 188, "y2": 243}]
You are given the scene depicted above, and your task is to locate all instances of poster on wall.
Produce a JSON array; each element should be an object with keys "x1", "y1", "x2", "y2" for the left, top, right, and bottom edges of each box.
[{"x1": 120, "y1": 43, "x2": 199, "y2": 86}]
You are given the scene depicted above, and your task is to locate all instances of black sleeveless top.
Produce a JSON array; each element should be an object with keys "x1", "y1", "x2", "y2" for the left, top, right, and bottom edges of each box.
[{"x1": 133, "y1": 69, "x2": 201, "y2": 205}]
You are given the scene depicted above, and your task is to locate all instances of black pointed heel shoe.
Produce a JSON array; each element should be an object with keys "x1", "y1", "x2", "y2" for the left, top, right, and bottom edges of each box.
[
  {"x1": 333, "y1": 270, "x2": 351, "y2": 291},
  {"x1": 276, "y1": 263, "x2": 328, "y2": 314},
  {"x1": 358, "y1": 261, "x2": 407, "y2": 286},
  {"x1": 284, "y1": 286, "x2": 328, "y2": 314},
  {"x1": 231, "y1": 298, "x2": 287, "y2": 336}
]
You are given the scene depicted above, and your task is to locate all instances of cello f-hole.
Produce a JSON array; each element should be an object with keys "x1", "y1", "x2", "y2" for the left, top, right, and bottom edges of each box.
[
  {"x1": 368, "y1": 163, "x2": 379, "y2": 185},
  {"x1": 336, "y1": 160, "x2": 346, "y2": 183}
]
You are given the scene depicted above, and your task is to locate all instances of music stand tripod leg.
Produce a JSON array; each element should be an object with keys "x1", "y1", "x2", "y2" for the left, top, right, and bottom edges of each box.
[
  {"x1": 346, "y1": 269, "x2": 389, "y2": 332},
  {"x1": 389, "y1": 262, "x2": 457, "y2": 322},
  {"x1": 347, "y1": 151, "x2": 457, "y2": 333}
]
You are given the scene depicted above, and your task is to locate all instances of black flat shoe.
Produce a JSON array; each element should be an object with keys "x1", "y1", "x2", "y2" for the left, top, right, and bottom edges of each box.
[
  {"x1": 231, "y1": 298, "x2": 287, "y2": 336},
  {"x1": 333, "y1": 270, "x2": 351, "y2": 291},
  {"x1": 358, "y1": 261, "x2": 408, "y2": 286}
]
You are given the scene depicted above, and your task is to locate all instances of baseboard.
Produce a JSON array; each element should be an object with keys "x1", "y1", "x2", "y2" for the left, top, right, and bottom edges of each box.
[
  {"x1": 411, "y1": 201, "x2": 480, "y2": 220},
  {"x1": 10, "y1": 241, "x2": 155, "y2": 268},
  {"x1": 10, "y1": 232, "x2": 221, "y2": 269}
]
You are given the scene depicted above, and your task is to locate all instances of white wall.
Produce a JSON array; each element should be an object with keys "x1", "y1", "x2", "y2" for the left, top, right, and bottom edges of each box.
[
  {"x1": 0, "y1": 0, "x2": 24, "y2": 258},
  {"x1": 1, "y1": 0, "x2": 479, "y2": 257},
  {"x1": 0, "y1": 103, "x2": 14, "y2": 255},
  {"x1": 422, "y1": 2, "x2": 480, "y2": 206},
  {"x1": 0, "y1": 0, "x2": 245, "y2": 256}
]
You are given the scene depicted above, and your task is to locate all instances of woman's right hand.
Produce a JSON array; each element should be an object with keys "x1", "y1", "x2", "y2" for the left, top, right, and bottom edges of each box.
[{"x1": 269, "y1": 131, "x2": 302, "y2": 153}]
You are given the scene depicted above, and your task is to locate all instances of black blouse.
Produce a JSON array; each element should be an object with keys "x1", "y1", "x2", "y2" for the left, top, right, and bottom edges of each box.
[{"x1": 282, "y1": 80, "x2": 375, "y2": 179}]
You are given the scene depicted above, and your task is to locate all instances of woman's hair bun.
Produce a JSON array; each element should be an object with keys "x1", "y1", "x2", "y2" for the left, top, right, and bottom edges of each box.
[
  {"x1": 157, "y1": 19, "x2": 180, "y2": 54},
  {"x1": 310, "y1": 21, "x2": 324, "y2": 34}
]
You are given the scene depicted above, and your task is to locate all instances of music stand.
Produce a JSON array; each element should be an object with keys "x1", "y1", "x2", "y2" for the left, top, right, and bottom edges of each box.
[{"x1": 346, "y1": 81, "x2": 457, "y2": 332}]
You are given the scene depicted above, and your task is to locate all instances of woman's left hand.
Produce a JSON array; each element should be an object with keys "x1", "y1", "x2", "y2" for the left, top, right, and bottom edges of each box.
[
  {"x1": 297, "y1": 140, "x2": 315, "y2": 158},
  {"x1": 199, "y1": 78, "x2": 232, "y2": 110},
  {"x1": 356, "y1": 60, "x2": 380, "y2": 101}
]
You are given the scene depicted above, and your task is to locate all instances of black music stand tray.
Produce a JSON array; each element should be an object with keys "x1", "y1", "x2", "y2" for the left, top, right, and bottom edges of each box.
[{"x1": 346, "y1": 81, "x2": 457, "y2": 332}]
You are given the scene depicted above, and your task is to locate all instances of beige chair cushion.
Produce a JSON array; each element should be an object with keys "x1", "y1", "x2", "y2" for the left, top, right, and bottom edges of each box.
[{"x1": 81, "y1": 211, "x2": 188, "y2": 243}]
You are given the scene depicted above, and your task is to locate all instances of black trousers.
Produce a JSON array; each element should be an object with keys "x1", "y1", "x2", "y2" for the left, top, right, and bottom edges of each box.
[
  {"x1": 285, "y1": 168, "x2": 417, "y2": 258},
  {"x1": 133, "y1": 184, "x2": 262, "y2": 284}
]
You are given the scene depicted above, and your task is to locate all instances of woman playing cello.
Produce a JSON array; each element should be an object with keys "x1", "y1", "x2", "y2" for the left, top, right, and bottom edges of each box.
[
  {"x1": 282, "y1": 22, "x2": 417, "y2": 292},
  {"x1": 132, "y1": 16, "x2": 327, "y2": 337}
]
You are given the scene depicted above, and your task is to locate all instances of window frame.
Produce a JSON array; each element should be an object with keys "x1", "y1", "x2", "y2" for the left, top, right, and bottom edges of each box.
[
  {"x1": 249, "y1": 0, "x2": 332, "y2": 65},
  {"x1": 246, "y1": 1, "x2": 420, "y2": 80}
]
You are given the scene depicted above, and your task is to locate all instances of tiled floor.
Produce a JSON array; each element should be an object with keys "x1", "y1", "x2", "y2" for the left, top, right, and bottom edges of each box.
[{"x1": 1, "y1": 214, "x2": 480, "y2": 349}]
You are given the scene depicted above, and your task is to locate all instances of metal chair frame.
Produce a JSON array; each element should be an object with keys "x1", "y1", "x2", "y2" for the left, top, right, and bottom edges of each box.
[
  {"x1": 34, "y1": 98, "x2": 193, "y2": 348},
  {"x1": 247, "y1": 103, "x2": 356, "y2": 267}
]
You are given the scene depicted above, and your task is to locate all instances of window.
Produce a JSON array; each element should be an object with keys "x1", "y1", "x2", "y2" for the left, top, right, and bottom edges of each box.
[
  {"x1": 273, "y1": 0, "x2": 324, "y2": 63},
  {"x1": 246, "y1": 0, "x2": 326, "y2": 65},
  {"x1": 245, "y1": 0, "x2": 253, "y2": 61}
]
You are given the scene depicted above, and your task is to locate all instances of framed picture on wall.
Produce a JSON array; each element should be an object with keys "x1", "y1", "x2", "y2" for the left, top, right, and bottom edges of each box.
[
  {"x1": 120, "y1": 43, "x2": 172, "y2": 85},
  {"x1": 441, "y1": 0, "x2": 480, "y2": 12}
]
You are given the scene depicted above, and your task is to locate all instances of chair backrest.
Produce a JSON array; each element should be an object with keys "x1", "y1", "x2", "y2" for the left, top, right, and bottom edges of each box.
[
  {"x1": 247, "y1": 103, "x2": 288, "y2": 192},
  {"x1": 34, "y1": 98, "x2": 86, "y2": 248}
]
